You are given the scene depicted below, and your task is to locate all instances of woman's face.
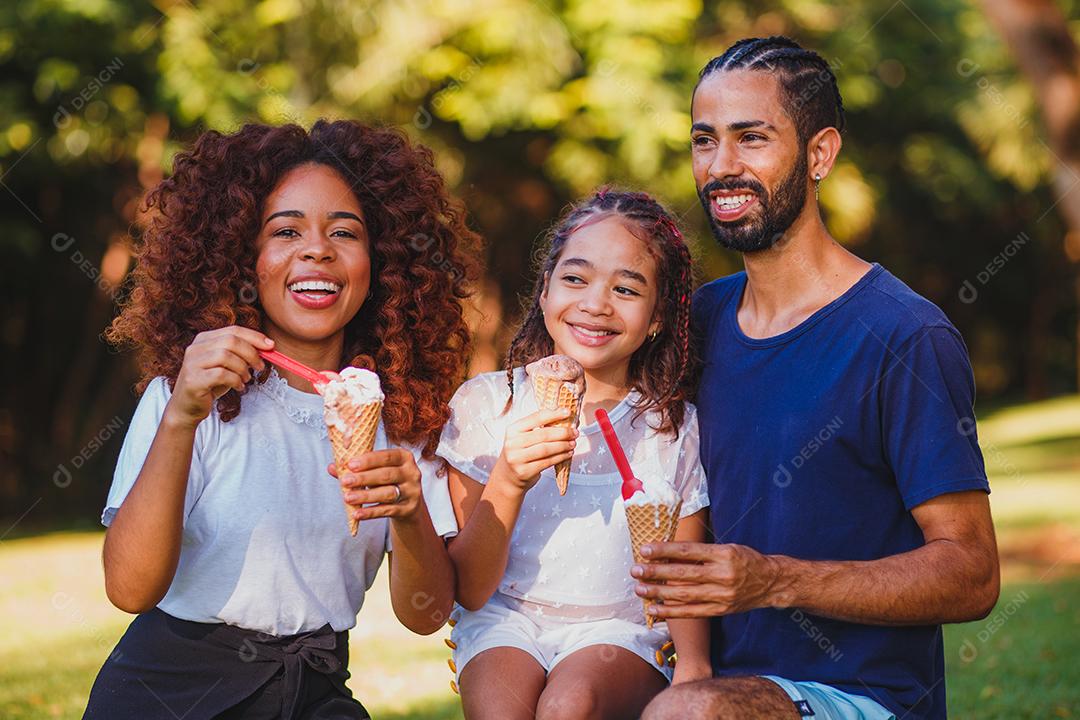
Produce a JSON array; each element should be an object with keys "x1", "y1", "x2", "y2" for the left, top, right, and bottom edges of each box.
[
  {"x1": 255, "y1": 162, "x2": 371, "y2": 347},
  {"x1": 540, "y1": 216, "x2": 660, "y2": 382}
]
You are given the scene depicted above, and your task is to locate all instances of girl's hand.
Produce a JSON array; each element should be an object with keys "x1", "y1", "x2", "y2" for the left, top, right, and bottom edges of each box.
[
  {"x1": 332, "y1": 449, "x2": 424, "y2": 523},
  {"x1": 165, "y1": 326, "x2": 273, "y2": 429},
  {"x1": 494, "y1": 408, "x2": 578, "y2": 493}
]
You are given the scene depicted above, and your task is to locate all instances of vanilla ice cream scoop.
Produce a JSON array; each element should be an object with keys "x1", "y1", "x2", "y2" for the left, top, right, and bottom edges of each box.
[
  {"x1": 625, "y1": 477, "x2": 681, "y2": 508},
  {"x1": 624, "y1": 475, "x2": 683, "y2": 627},
  {"x1": 322, "y1": 367, "x2": 384, "y2": 434}
]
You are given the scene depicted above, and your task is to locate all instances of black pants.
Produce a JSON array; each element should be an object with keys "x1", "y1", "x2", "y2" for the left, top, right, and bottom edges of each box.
[{"x1": 83, "y1": 609, "x2": 370, "y2": 720}]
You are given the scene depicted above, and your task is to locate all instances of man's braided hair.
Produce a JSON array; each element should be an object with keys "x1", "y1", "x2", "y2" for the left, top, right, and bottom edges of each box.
[{"x1": 697, "y1": 36, "x2": 846, "y2": 143}]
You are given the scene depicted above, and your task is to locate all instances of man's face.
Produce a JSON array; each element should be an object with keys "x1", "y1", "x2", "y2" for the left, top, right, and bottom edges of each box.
[{"x1": 691, "y1": 70, "x2": 810, "y2": 252}]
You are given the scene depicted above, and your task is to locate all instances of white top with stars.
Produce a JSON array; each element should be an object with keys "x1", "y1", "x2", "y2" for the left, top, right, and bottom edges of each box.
[{"x1": 437, "y1": 368, "x2": 709, "y2": 621}]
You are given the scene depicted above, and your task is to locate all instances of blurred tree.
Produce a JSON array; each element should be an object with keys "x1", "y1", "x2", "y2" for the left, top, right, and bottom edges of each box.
[
  {"x1": 979, "y1": 0, "x2": 1080, "y2": 390},
  {"x1": 0, "y1": 0, "x2": 1075, "y2": 525}
]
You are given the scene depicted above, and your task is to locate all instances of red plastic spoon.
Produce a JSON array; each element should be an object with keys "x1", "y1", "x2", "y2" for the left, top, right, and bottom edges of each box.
[
  {"x1": 259, "y1": 349, "x2": 337, "y2": 392},
  {"x1": 595, "y1": 408, "x2": 644, "y2": 500}
]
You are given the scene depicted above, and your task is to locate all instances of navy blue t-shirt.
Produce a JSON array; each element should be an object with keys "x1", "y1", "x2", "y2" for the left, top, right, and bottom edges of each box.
[{"x1": 694, "y1": 264, "x2": 989, "y2": 720}]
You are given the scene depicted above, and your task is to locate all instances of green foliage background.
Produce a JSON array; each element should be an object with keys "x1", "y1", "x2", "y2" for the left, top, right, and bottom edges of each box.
[{"x1": 1, "y1": 0, "x2": 1077, "y2": 521}]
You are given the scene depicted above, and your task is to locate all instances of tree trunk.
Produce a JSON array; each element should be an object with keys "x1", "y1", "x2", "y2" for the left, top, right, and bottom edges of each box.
[{"x1": 980, "y1": 0, "x2": 1080, "y2": 390}]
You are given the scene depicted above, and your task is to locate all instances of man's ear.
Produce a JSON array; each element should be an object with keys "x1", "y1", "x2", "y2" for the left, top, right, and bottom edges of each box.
[{"x1": 808, "y1": 126, "x2": 842, "y2": 183}]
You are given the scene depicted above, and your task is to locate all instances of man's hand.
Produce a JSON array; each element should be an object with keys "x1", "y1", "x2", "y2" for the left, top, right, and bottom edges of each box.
[
  {"x1": 631, "y1": 542, "x2": 780, "y2": 619},
  {"x1": 632, "y1": 492, "x2": 999, "y2": 626}
]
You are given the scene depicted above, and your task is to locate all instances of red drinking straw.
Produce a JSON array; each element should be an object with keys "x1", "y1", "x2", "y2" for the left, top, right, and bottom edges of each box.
[
  {"x1": 259, "y1": 349, "x2": 331, "y2": 390},
  {"x1": 595, "y1": 408, "x2": 644, "y2": 500}
]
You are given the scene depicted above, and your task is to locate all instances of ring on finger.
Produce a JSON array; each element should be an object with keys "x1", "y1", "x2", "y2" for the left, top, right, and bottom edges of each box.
[{"x1": 391, "y1": 484, "x2": 402, "y2": 503}]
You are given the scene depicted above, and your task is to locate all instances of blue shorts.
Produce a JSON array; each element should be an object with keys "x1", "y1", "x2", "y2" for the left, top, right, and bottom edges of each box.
[{"x1": 763, "y1": 675, "x2": 896, "y2": 720}]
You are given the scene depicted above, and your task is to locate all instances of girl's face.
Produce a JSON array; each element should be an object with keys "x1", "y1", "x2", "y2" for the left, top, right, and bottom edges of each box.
[
  {"x1": 255, "y1": 163, "x2": 371, "y2": 347},
  {"x1": 540, "y1": 216, "x2": 661, "y2": 384}
]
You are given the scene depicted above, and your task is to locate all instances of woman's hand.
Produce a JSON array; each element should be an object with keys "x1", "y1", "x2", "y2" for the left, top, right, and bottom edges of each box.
[
  {"x1": 331, "y1": 449, "x2": 425, "y2": 523},
  {"x1": 166, "y1": 326, "x2": 273, "y2": 429},
  {"x1": 493, "y1": 408, "x2": 578, "y2": 492}
]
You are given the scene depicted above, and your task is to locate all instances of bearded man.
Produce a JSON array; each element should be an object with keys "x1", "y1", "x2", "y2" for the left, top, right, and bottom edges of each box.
[{"x1": 635, "y1": 36, "x2": 999, "y2": 720}]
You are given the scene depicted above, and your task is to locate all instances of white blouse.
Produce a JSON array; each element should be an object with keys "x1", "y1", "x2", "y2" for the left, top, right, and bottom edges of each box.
[
  {"x1": 103, "y1": 370, "x2": 457, "y2": 636},
  {"x1": 437, "y1": 369, "x2": 709, "y2": 621}
]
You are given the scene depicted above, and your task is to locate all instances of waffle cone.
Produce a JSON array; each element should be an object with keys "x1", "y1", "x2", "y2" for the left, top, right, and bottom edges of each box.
[
  {"x1": 531, "y1": 374, "x2": 582, "y2": 495},
  {"x1": 325, "y1": 399, "x2": 382, "y2": 536},
  {"x1": 625, "y1": 499, "x2": 682, "y2": 628}
]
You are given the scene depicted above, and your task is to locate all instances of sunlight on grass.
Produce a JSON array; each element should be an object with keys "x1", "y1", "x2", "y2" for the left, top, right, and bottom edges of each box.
[
  {"x1": 2, "y1": 529, "x2": 1076, "y2": 719},
  {"x1": 991, "y1": 476, "x2": 1080, "y2": 530},
  {"x1": 0, "y1": 532, "x2": 462, "y2": 720},
  {"x1": 979, "y1": 395, "x2": 1080, "y2": 544},
  {"x1": 1, "y1": 395, "x2": 1077, "y2": 719},
  {"x1": 980, "y1": 394, "x2": 1080, "y2": 448}
]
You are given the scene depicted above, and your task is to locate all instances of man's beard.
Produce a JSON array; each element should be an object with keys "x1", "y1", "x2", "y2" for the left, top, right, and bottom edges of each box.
[{"x1": 698, "y1": 154, "x2": 809, "y2": 253}]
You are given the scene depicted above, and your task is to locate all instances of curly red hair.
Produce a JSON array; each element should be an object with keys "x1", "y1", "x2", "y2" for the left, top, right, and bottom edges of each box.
[{"x1": 107, "y1": 120, "x2": 480, "y2": 455}]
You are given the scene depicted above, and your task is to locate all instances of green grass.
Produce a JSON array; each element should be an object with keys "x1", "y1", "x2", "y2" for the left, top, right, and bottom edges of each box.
[
  {"x1": 1, "y1": 531, "x2": 1075, "y2": 719},
  {"x1": 0, "y1": 530, "x2": 465, "y2": 720},
  {"x1": 2, "y1": 395, "x2": 1078, "y2": 719},
  {"x1": 945, "y1": 578, "x2": 1080, "y2": 719}
]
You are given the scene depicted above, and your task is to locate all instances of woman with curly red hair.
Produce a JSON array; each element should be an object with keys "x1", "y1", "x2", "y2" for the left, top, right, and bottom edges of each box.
[{"x1": 83, "y1": 120, "x2": 479, "y2": 719}]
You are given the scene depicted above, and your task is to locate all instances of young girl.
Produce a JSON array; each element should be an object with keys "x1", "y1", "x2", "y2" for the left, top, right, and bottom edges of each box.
[
  {"x1": 84, "y1": 120, "x2": 477, "y2": 719},
  {"x1": 438, "y1": 190, "x2": 711, "y2": 719}
]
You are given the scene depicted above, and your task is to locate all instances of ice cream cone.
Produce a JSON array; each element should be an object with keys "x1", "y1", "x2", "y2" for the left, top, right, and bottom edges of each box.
[
  {"x1": 626, "y1": 499, "x2": 682, "y2": 628},
  {"x1": 322, "y1": 368, "x2": 384, "y2": 536},
  {"x1": 325, "y1": 399, "x2": 382, "y2": 536},
  {"x1": 531, "y1": 373, "x2": 581, "y2": 494}
]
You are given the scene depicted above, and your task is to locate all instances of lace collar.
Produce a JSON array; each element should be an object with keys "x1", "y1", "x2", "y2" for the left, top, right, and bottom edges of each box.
[{"x1": 254, "y1": 368, "x2": 328, "y2": 438}]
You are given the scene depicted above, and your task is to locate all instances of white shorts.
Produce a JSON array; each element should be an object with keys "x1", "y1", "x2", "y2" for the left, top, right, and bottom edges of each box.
[{"x1": 449, "y1": 593, "x2": 674, "y2": 682}]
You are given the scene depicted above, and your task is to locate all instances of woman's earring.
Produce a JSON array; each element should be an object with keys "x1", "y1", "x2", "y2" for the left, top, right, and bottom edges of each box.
[
  {"x1": 814, "y1": 173, "x2": 822, "y2": 201},
  {"x1": 650, "y1": 330, "x2": 658, "y2": 341}
]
